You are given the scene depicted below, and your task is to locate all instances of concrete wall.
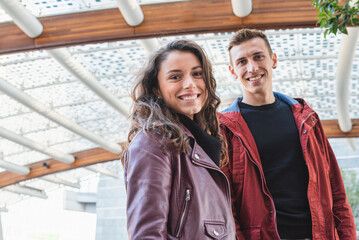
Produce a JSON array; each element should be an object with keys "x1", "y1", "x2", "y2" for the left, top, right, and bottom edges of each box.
[{"x1": 95, "y1": 171, "x2": 127, "y2": 240}]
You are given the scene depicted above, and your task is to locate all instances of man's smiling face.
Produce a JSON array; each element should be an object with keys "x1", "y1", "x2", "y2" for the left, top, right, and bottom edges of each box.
[{"x1": 229, "y1": 37, "x2": 277, "y2": 103}]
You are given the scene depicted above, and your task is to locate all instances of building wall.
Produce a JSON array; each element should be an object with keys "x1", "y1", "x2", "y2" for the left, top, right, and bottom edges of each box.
[{"x1": 95, "y1": 172, "x2": 128, "y2": 240}]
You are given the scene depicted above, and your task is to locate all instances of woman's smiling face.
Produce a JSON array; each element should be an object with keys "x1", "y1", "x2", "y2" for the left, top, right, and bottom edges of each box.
[{"x1": 157, "y1": 50, "x2": 207, "y2": 120}]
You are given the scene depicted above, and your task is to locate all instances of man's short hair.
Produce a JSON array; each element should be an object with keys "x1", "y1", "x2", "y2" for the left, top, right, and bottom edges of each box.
[{"x1": 228, "y1": 29, "x2": 273, "y2": 57}]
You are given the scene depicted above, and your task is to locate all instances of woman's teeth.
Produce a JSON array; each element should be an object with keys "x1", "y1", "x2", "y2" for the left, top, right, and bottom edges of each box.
[{"x1": 182, "y1": 95, "x2": 197, "y2": 100}]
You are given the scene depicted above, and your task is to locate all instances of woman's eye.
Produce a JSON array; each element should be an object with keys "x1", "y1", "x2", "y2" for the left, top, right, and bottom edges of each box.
[
  {"x1": 193, "y1": 71, "x2": 203, "y2": 77},
  {"x1": 169, "y1": 75, "x2": 180, "y2": 80}
]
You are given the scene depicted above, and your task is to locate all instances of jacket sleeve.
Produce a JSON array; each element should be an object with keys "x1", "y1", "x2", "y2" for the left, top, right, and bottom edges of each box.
[
  {"x1": 124, "y1": 132, "x2": 173, "y2": 240},
  {"x1": 220, "y1": 125, "x2": 245, "y2": 240},
  {"x1": 318, "y1": 122, "x2": 357, "y2": 239}
]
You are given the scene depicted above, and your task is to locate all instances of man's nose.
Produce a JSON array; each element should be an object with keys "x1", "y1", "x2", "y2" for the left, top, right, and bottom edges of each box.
[{"x1": 247, "y1": 60, "x2": 258, "y2": 73}]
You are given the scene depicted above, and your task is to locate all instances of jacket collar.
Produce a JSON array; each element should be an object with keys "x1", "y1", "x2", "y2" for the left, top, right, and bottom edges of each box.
[
  {"x1": 222, "y1": 92, "x2": 300, "y2": 114},
  {"x1": 219, "y1": 92, "x2": 315, "y2": 164},
  {"x1": 182, "y1": 124, "x2": 220, "y2": 170}
]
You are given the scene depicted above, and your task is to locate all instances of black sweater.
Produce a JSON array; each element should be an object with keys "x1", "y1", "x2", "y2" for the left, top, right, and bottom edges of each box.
[
  {"x1": 179, "y1": 114, "x2": 221, "y2": 167},
  {"x1": 239, "y1": 98, "x2": 312, "y2": 239}
]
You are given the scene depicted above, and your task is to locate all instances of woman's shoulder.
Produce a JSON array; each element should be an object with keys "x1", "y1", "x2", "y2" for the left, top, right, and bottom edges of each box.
[
  {"x1": 124, "y1": 130, "x2": 176, "y2": 169},
  {"x1": 127, "y1": 129, "x2": 168, "y2": 151}
]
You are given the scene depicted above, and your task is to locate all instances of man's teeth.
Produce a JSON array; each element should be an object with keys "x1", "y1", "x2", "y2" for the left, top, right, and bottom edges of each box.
[
  {"x1": 248, "y1": 75, "x2": 262, "y2": 81},
  {"x1": 183, "y1": 95, "x2": 197, "y2": 100}
]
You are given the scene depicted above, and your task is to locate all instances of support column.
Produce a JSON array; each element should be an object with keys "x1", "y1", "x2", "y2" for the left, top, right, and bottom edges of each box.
[
  {"x1": 336, "y1": 27, "x2": 359, "y2": 151},
  {"x1": 0, "y1": 212, "x2": 3, "y2": 240},
  {"x1": 95, "y1": 169, "x2": 127, "y2": 240}
]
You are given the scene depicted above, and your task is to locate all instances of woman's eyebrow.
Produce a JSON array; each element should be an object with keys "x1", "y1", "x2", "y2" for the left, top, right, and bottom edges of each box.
[
  {"x1": 166, "y1": 69, "x2": 182, "y2": 74},
  {"x1": 192, "y1": 66, "x2": 202, "y2": 70}
]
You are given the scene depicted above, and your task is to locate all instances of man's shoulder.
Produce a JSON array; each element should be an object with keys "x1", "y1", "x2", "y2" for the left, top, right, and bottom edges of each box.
[
  {"x1": 221, "y1": 97, "x2": 241, "y2": 114},
  {"x1": 273, "y1": 92, "x2": 301, "y2": 107}
]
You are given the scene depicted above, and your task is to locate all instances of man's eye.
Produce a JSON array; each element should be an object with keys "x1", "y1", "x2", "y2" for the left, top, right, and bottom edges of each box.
[
  {"x1": 238, "y1": 60, "x2": 246, "y2": 65},
  {"x1": 254, "y1": 55, "x2": 263, "y2": 60}
]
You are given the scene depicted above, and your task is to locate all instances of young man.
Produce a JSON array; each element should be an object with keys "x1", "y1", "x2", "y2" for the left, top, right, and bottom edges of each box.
[{"x1": 219, "y1": 29, "x2": 357, "y2": 240}]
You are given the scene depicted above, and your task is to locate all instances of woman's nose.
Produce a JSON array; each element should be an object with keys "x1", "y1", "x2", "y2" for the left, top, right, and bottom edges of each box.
[{"x1": 183, "y1": 75, "x2": 195, "y2": 88}]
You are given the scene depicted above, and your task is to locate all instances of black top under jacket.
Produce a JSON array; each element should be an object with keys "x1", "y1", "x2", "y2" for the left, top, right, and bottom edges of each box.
[
  {"x1": 179, "y1": 114, "x2": 221, "y2": 167},
  {"x1": 239, "y1": 97, "x2": 312, "y2": 239}
]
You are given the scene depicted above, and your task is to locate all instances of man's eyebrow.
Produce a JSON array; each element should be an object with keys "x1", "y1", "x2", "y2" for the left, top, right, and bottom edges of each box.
[
  {"x1": 253, "y1": 51, "x2": 264, "y2": 55},
  {"x1": 235, "y1": 57, "x2": 245, "y2": 64}
]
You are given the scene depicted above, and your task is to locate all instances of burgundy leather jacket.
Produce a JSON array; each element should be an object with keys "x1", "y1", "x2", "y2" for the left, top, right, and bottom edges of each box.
[{"x1": 124, "y1": 128, "x2": 236, "y2": 240}]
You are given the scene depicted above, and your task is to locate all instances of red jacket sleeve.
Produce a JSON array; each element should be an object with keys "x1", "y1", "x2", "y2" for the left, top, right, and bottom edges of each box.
[
  {"x1": 124, "y1": 131, "x2": 173, "y2": 239},
  {"x1": 318, "y1": 121, "x2": 357, "y2": 239}
]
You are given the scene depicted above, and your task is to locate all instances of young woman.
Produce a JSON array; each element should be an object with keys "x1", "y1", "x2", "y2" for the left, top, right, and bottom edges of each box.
[{"x1": 123, "y1": 39, "x2": 236, "y2": 239}]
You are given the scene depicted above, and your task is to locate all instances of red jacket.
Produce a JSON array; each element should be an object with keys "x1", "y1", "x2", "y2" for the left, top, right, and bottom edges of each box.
[{"x1": 219, "y1": 93, "x2": 357, "y2": 240}]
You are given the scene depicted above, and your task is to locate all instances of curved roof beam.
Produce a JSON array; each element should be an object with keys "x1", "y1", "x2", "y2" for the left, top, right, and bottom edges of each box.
[
  {"x1": 0, "y1": 127, "x2": 75, "y2": 164},
  {"x1": 336, "y1": 27, "x2": 359, "y2": 150},
  {"x1": 0, "y1": 146, "x2": 121, "y2": 188},
  {"x1": 115, "y1": 0, "x2": 161, "y2": 54},
  {"x1": 46, "y1": 48, "x2": 130, "y2": 117},
  {"x1": 4, "y1": 185, "x2": 47, "y2": 199},
  {"x1": 0, "y1": 0, "x2": 43, "y2": 38},
  {"x1": 40, "y1": 175, "x2": 80, "y2": 189},
  {"x1": 0, "y1": 151, "x2": 30, "y2": 175},
  {"x1": 139, "y1": 38, "x2": 161, "y2": 54},
  {"x1": 0, "y1": 77, "x2": 123, "y2": 154},
  {"x1": 0, "y1": 159, "x2": 30, "y2": 175},
  {"x1": 231, "y1": 0, "x2": 252, "y2": 17},
  {"x1": 86, "y1": 165, "x2": 119, "y2": 179},
  {"x1": 116, "y1": 0, "x2": 144, "y2": 26}
]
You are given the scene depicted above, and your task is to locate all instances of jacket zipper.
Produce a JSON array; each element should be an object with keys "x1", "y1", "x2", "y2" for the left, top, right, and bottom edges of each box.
[
  {"x1": 190, "y1": 160, "x2": 232, "y2": 206},
  {"x1": 190, "y1": 158, "x2": 234, "y2": 238},
  {"x1": 299, "y1": 111, "x2": 316, "y2": 238},
  {"x1": 235, "y1": 134, "x2": 281, "y2": 239},
  {"x1": 176, "y1": 189, "x2": 191, "y2": 237}
]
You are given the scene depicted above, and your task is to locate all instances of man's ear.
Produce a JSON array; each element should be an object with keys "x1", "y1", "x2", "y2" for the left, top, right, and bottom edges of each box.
[
  {"x1": 272, "y1": 53, "x2": 277, "y2": 69},
  {"x1": 228, "y1": 65, "x2": 238, "y2": 79}
]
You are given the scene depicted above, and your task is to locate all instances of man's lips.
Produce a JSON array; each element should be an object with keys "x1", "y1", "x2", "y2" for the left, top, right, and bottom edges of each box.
[{"x1": 247, "y1": 74, "x2": 264, "y2": 81}]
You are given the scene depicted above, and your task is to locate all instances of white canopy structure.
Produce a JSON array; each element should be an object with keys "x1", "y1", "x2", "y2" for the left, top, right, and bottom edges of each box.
[{"x1": 0, "y1": 0, "x2": 358, "y2": 238}]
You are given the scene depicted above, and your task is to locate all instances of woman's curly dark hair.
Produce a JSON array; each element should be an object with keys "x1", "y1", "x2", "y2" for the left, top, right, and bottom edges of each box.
[{"x1": 127, "y1": 39, "x2": 228, "y2": 166}]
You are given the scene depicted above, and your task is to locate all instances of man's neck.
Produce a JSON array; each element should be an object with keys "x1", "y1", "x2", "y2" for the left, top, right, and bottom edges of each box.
[{"x1": 242, "y1": 92, "x2": 275, "y2": 106}]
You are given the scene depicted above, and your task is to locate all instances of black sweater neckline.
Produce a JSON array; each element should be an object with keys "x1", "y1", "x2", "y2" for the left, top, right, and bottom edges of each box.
[{"x1": 178, "y1": 114, "x2": 221, "y2": 167}]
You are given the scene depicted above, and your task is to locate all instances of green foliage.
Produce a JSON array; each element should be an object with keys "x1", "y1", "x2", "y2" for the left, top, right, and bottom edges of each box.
[
  {"x1": 311, "y1": 0, "x2": 359, "y2": 37},
  {"x1": 341, "y1": 169, "x2": 359, "y2": 229}
]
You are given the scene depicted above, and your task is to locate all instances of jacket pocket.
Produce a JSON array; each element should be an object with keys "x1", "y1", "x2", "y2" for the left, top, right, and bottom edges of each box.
[
  {"x1": 175, "y1": 189, "x2": 191, "y2": 238},
  {"x1": 204, "y1": 220, "x2": 228, "y2": 239},
  {"x1": 241, "y1": 227, "x2": 261, "y2": 240}
]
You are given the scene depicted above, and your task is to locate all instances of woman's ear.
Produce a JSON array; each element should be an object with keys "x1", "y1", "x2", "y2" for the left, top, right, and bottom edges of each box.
[{"x1": 155, "y1": 88, "x2": 162, "y2": 99}]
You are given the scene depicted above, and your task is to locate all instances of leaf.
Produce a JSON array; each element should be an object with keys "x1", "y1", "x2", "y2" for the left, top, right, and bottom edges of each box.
[
  {"x1": 341, "y1": 26, "x2": 348, "y2": 34},
  {"x1": 312, "y1": 0, "x2": 359, "y2": 36},
  {"x1": 352, "y1": 18, "x2": 359, "y2": 25},
  {"x1": 324, "y1": 29, "x2": 329, "y2": 38}
]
